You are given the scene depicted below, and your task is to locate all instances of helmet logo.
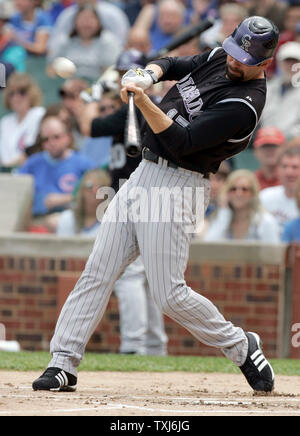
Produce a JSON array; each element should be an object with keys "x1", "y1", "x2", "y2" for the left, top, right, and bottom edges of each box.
[{"x1": 241, "y1": 34, "x2": 252, "y2": 52}]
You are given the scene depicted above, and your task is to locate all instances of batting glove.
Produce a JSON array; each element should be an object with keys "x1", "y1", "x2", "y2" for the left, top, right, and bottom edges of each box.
[
  {"x1": 121, "y1": 68, "x2": 158, "y2": 91},
  {"x1": 80, "y1": 83, "x2": 104, "y2": 103}
]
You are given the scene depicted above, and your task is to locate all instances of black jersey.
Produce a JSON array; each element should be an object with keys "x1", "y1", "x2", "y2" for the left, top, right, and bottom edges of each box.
[
  {"x1": 91, "y1": 104, "x2": 142, "y2": 192},
  {"x1": 142, "y1": 47, "x2": 267, "y2": 174}
]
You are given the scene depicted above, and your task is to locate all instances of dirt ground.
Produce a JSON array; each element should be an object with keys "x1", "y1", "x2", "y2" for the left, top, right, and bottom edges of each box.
[{"x1": 0, "y1": 371, "x2": 299, "y2": 416}]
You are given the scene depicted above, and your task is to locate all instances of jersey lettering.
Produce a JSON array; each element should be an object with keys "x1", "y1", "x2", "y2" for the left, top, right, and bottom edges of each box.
[
  {"x1": 175, "y1": 115, "x2": 190, "y2": 127},
  {"x1": 176, "y1": 75, "x2": 203, "y2": 122},
  {"x1": 167, "y1": 108, "x2": 178, "y2": 119},
  {"x1": 167, "y1": 109, "x2": 189, "y2": 127}
]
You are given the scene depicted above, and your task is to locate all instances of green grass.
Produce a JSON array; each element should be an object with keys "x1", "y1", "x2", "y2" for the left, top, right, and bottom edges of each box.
[{"x1": 0, "y1": 351, "x2": 299, "y2": 376}]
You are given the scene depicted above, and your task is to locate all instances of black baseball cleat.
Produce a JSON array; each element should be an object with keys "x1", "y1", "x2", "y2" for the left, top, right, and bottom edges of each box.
[
  {"x1": 239, "y1": 332, "x2": 274, "y2": 393},
  {"x1": 32, "y1": 367, "x2": 77, "y2": 392}
]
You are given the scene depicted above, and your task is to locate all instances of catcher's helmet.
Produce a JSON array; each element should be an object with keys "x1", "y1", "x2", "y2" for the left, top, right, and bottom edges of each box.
[
  {"x1": 115, "y1": 49, "x2": 147, "y2": 71},
  {"x1": 222, "y1": 16, "x2": 279, "y2": 66}
]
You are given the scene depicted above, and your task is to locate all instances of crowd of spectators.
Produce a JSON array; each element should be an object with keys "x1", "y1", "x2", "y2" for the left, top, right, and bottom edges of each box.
[{"x1": 1, "y1": 0, "x2": 300, "y2": 247}]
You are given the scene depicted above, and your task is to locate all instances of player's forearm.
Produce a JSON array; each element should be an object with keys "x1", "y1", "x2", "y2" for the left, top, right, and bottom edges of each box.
[
  {"x1": 148, "y1": 54, "x2": 208, "y2": 81},
  {"x1": 135, "y1": 94, "x2": 173, "y2": 134}
]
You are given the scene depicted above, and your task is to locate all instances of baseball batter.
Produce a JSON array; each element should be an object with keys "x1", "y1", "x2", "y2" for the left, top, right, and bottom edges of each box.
[
  {"x1": 79, "y1": 51, "x2": 168, "y2": 356},
  {"x1": 33, "y1": 16, "x2": 278, "y2": 393}
]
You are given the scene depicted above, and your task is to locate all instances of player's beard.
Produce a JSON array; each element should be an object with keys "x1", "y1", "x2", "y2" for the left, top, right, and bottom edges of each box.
[{"x1": 226, "y1": 65, "x2": 245, "y2": 82}]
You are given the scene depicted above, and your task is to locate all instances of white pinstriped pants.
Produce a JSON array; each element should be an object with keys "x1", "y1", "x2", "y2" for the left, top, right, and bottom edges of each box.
[{"x1": 49, "y1": 159, "x2": 248, "y2": 376}]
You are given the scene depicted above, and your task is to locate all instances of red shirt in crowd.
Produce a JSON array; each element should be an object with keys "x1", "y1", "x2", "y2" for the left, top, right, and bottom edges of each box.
[{"x1": 255, "y1": 169, "x2": 281, "y2": 190}]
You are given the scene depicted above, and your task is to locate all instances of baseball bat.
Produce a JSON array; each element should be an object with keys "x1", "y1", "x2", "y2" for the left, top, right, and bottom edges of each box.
[
  {"x1": 124, "y1": 91, "x2": 142, "y2": 157},
  {"x1": 124, "y1": 17, "x2": 215, "y2": 157},
  {"x1": 145, "y1": 17, "x2": 215, "y2": 62}
]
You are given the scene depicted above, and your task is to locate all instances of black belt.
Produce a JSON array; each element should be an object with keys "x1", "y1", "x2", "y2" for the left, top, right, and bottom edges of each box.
[{"x1": 142, "y1": 148, "x2": 210, "y2": 179}]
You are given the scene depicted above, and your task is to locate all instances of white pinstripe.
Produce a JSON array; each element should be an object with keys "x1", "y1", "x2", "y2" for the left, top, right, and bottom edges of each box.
[{"x1": 49, "y1": 159, "x2": 248, "y2": 376}]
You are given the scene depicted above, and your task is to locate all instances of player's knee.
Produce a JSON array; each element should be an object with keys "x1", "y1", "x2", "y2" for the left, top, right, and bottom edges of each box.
[{"x1": 158, "y1": 284, "x2": 190, "y2": 315}]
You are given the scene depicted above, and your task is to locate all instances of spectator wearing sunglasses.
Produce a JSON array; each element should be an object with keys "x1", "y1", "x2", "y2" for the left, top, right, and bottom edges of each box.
[
  {"x1": 203, "y1": 169, "x2": 280, "y2": 243},
  {"x1": 17, "y1": 115, "x2": 94, "y2": 232},
  {"x1": 0, "y1": 72, "x2": 45, "y2": 172},
  {"x1": 27, "y1": 102, "x2": 75, "y2": 157}
]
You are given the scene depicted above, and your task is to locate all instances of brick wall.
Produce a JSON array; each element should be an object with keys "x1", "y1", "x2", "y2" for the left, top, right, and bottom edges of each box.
[
  {"x1": 183, "y1": 262, "x2": 283, "y2": 357},
  {"x1": 0, "y1": 235, "x2": 290, "y2": 358}
]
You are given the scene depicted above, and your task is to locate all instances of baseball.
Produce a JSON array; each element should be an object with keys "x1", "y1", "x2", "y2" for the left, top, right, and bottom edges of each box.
[{"x1": 52, "y1": 57, "x2": 77, "y2": 79}]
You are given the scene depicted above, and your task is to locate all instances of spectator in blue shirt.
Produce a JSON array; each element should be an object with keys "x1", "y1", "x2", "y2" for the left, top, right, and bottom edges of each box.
[
  {"x1": 18, "y1": 115, "x2": 94, "y2": 232},
  {"x1": 0, "y1": 1, "x2": 26, "y2": 72},
  {"x1": 7, "y1": 0, "x2": 52, "y2": 55},
  {"x1": 282, "y1": 177, "x2": 300, "y2": 244}
]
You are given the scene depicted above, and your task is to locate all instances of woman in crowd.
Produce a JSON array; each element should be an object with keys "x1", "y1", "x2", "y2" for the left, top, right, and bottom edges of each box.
[
  {"x1": 0, "y1": 72, "x2": 45, "y2": 171},
  {"x1": 47, "y1": 4, "x2": 122, "y2": 81},
  {"x1": 56, "y1": 168, "x2": 111, "y2": 236},
  {"x1": 204, "y1": 169, "x2": 280, "y2": 243}
]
